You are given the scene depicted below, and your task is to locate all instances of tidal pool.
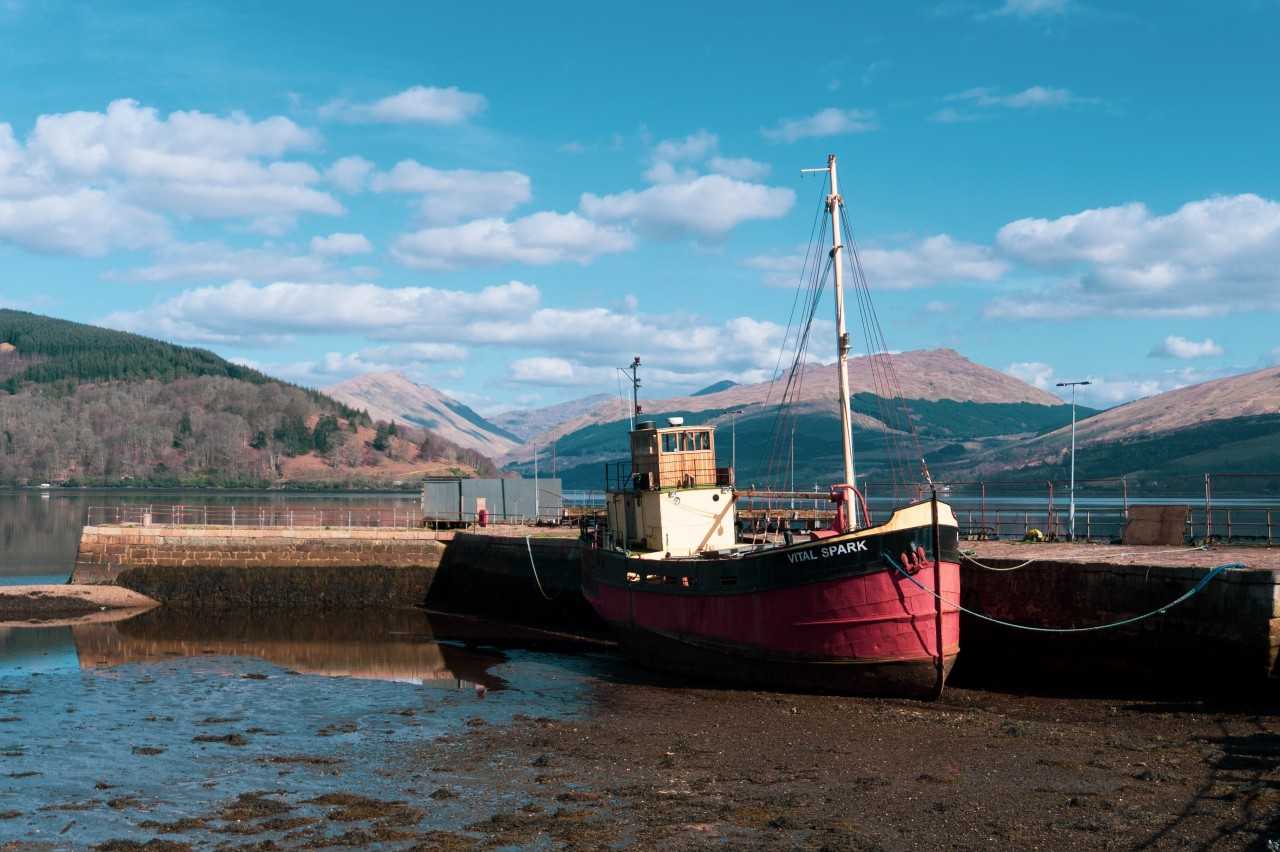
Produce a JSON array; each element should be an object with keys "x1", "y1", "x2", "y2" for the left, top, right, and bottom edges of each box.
[{"x1": 0, "y1": 608, "x2": 615, "y2": 847}]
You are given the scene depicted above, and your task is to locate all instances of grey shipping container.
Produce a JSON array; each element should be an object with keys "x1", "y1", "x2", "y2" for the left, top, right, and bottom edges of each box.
[{"x1": 420, "y1": 478, "x2": 563, "y2": 523}]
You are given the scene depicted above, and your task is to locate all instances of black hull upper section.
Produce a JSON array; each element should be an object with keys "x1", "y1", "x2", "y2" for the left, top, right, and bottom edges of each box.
[{"x1": 584, "y1": 516, "x2": 960, "y2": 598}]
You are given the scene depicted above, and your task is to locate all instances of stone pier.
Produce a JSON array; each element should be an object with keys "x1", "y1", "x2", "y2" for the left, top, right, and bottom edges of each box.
[{"x1": 73, "y1": 525, "x2": 448, "y2": 609}]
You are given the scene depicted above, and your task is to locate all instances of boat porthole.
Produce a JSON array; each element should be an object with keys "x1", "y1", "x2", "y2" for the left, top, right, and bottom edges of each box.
[{"x1": 712, "y1": 494, "x2": 720, "y2": 502}]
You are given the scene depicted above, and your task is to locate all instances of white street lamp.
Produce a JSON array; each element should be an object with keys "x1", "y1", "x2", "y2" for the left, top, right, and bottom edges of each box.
[
  {"x1": 729, "y1": 409, "x2": 744, "y2": 485},
  {"x1": 1056, "y1": 380, "x2": 1092, "y2": 540}
]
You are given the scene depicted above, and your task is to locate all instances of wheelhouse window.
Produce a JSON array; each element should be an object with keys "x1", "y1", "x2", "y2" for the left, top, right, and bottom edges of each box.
[{"x1": 662, "y1": 433, "x2": 679, "y2": 452}]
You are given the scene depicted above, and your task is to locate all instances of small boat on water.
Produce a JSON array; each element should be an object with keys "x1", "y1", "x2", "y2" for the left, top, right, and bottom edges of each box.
[{"x1": 581, "y1": 154, "x2": 960, "y2": 698}]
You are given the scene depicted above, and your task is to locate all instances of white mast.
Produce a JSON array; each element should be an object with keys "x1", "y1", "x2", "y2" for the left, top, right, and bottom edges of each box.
[
  {"x1": 803, "y1": 154, "x2": 857, "y2": 528},
  {"x1": 826, "y1": 155, "x2": 856, "y2": 492}
]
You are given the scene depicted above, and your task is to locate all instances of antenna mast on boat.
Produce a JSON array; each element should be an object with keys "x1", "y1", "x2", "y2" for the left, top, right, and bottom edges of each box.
[
  {"x1": 628, "y1": 356, "x2": 642, "y2": 427},
  {"x1": 802, "y1": 154, "x2": 857, "y2": 499}
]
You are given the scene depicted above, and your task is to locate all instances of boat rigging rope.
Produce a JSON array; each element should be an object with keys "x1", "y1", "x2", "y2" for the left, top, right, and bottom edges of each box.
[
  {"x1": 525, "y1": 535, "x2": 556, "y2": 601},
  {"x1": 883, "y1": 552, "x2": 1244, "y2": 633},
  {"x1": 960, "y1": 544, "x2": 1210, "y2": 573}
]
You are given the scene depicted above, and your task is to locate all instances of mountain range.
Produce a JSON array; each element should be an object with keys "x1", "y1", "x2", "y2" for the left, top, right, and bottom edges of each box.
[
  {"x1": 5, "y1": 306, "x2": 1276, "y2": 491},
  {"x1": 490, "y1": 349, "x2": 1088, "y2": 488}
]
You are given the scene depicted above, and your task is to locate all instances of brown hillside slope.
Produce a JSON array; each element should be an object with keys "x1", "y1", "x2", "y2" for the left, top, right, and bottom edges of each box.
[
  {"x1": 327, "y1": 372, "x2": 520, "y2": 458},
  {"x1": 1054, "y1": 365, "x2": 1280, "y2": 448}
]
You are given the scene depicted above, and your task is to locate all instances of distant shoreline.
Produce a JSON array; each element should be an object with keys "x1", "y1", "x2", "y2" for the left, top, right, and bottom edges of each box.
[{"x1": 0, "y1": 485, "x2": 425, "y2": 495}]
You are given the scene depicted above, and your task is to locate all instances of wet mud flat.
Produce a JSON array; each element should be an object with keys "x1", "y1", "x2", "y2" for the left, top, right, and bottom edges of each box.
[{"x1": 422, "y1": 676, "x2": 1280, "y2": 850}]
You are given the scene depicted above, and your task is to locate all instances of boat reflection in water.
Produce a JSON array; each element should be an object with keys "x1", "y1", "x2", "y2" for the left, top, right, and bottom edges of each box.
[{"x1": 66, "y1": 607, "x2": 509, "y2": 691}]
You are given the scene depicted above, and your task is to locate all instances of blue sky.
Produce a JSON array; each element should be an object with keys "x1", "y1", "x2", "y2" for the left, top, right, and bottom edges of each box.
[{"x1": 1, "y1": 0, "x2": 1277, "y2": 411}]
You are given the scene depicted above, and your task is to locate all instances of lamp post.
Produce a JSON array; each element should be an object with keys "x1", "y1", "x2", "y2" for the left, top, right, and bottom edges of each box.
[
  {"x1": 729, "y1": 409, "x2": 744, "y2": 485},
  {"x1": 1055, "y1": 380, "x2": 1092, "y2": 540}
]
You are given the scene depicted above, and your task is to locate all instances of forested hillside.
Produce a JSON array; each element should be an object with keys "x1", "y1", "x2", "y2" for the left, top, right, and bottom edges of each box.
[{"x1": 0, "y1": 311, "x2": 496, "y2": 487}]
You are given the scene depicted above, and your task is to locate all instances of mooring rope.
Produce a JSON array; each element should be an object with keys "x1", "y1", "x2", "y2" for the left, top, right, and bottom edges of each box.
[
  {"x1": 885, "y1": 553, "x2": 1244, "y2": 634},
  {"x1": 960, "y1": 544, "x2": 1210, "y2": 573},
  {"x1": 525, "y1": 535, "x2": 556, "y2": 601}
]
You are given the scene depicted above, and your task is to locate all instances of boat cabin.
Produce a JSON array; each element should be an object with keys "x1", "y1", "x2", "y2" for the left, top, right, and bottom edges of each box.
[
  {"x1": 606, "y1": 418, "x2": 737, "y2": 558},
  {"x1": 629, "y1": 419, "x2": 721, "y2": 490}
]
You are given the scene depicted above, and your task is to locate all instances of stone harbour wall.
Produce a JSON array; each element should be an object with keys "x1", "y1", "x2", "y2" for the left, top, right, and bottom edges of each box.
[
  {"x1": 73, "y1": 525, "x2": 446, "y2": 609},
  {"x1": 960, "y1": 557, "x2": 1280, "y2": 685}
]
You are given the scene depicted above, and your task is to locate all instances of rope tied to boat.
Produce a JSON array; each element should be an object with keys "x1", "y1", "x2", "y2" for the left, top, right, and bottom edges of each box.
[
  {"x1": 525, "y1": 535, "x2": 556, "y2": 601},
  {"x1": 885, "y1": 553, "x2": 1244, "y2": 634},
  {"x1": 959, "y1": 544, "x2": 1210, "y2": 573}
]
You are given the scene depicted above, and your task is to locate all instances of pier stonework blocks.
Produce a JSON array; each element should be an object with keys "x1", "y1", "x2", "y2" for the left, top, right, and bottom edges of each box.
[
  {"x1": 72, "y1": 524, "x2": 446, "y2": 609},
  {"x1": 961, "y1": 550, "x2": 1280, "y2": 685}
]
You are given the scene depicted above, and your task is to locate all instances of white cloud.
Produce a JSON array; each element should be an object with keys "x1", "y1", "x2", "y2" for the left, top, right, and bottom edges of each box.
[
  {"x1": 988, "y1": 194, "x2": 1280, "y2": 318},
  {"x1": 707, "y1": 156, "x2": 770, "y2": 180},
  {"x1": 929, "y1": 107, "x2": 981, "y2": 124},
  {"x1": 1149, "y1": 335, "x2": 1223, "y2": 359},
  {"x1": 310, "y1": 232, "x2": 372, "y2": 256},
  {"x1": 104, "y1": 277, "x2": 796, "y2": 390},
  {"x1": 358, "y1": 342, "x2": 468, "y2": 362},
  {"x1": 26, "y1": 99, "x2": 336, "y2": 221},
  {"x1": 558, "y1": 141, "x2": 586, "y2": 155},
  {"x1": 1006, "y1": 361, "x2": 1057, "y2": 391},
  {"x1": 510, "y1": 357, "x2": 615, "y2": 387},
  {"x1": 0, "y1": 99, "x2": 338, "y2": 253},
  {"x1": 325, "y1": 156, "x2": 374, "y2": 193},
  {"x1": 653, "y1": 130, "x2": 718, "y2": 163},
  {"x1": 992, "y1": 0, "x2": 1069, "y2": 17},
  {"x1": 947, "y1": 85, "x2": 1094, "y2": 109},
  {"x1": 0, "y1": 188, "x2": 167, "y2": 256},
  {"x1": 117, "y1": 241, "x2": 347, "y2": 283},
  {"x1": 860, "y1": 235, "x2": 1009, "y2": 289},
  {"x1": 1004, "y1": 360, "x2": 1211, "y2": 407},
  {"x1": 581, "y1": 174, "x2": 794, "y2": 239},
  {"x1": 761, "y1": 108, "x2": 878, "y2": 143},
  {"x1": 390, "y1": 211, "x2": 633, "y2": 269},
  {"x1": 747, "y1": 234, "x2": 1007, "y2": 289},
  {"x1": 319, "y1": 85, "x2": 487, "y2": 125},
  {"x1": 371, "y1": 160, "x2": 531, "y2": 224},
  {"x1": 101, "y1": 279, "x2": 540, "y2": 345},
  {"x1": 233, "y1": 341, "x2": 473, "y2": 386}
]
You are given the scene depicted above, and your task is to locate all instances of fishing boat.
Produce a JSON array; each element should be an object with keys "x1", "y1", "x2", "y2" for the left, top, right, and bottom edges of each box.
[{"x1": 580, "y1": 154, "x2": 960, "y2": 698}]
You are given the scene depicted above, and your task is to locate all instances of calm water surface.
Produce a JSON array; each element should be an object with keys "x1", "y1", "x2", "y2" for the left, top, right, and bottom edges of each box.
[{"x1": 0, "y1": 608, "x2": 618, "y2": 846}]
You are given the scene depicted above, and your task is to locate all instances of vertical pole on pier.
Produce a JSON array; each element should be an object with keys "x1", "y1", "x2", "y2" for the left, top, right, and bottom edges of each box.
[
  {"x1": 1204, "y1": 473, "x2": 1212, "y2": 543},
  {"x1": 929, "y1": 489, "x2": 946, "y2": 699},
  {"x1": 980, "y1": 481, "x2": 987, "y2": 539},
  {"x1": 1046, "y1": 481, "x2": 1054, "y2": 540}
]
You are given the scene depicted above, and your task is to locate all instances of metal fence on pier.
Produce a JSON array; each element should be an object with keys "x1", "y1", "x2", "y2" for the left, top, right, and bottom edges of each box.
[
  {"x1": 86, "y1": 504, "x2": 426, "y2": 530},
  {"x1": 83, "y1": 471, "x2": 1280, "y2": 544}
]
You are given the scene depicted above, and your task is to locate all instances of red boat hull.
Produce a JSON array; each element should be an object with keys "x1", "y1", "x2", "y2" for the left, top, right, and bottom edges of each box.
[{"x1": 582, "y1": 505, "x2": 960, "y2": 698}]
